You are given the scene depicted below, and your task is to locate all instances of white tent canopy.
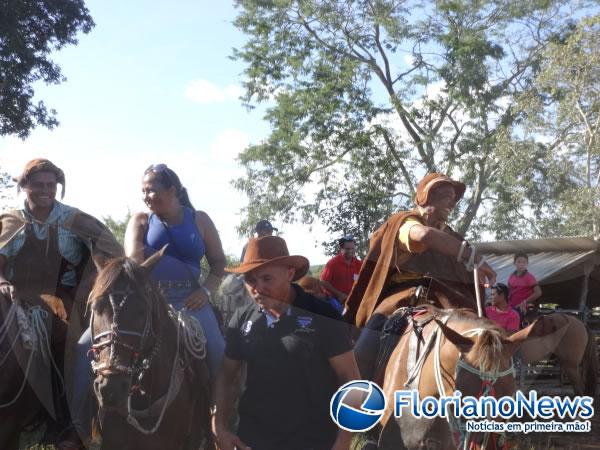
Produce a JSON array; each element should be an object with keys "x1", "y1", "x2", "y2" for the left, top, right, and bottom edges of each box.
[{"x1": 477, "y1": 237, "x2": 600, "y2": 286}]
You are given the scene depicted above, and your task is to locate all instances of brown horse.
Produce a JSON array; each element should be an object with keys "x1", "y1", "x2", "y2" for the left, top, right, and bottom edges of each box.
[
  {"x1": 521, "y1": 312, "x2": 598, "y2": 397},
  {"x1": 377, "y1": 306, "x2": 569, "y2": 450},
  {"x1": 88, "y1": 253, "x2": 212, "y2": 450},
  {"x1": 0, "y1": 297, "x2": 44, "y2": 450},
  {"x1": 0, "y1": 290, "x2": 74, "y2": 450}
]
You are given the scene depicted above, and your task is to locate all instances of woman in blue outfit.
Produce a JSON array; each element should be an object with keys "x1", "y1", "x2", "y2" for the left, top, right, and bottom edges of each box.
[
  {"x1": 70, "y1": 164, "x2": 225, "y2": 448},
  {"x1": 124, "y1": 163, "x2": 226, "y2": 377}
]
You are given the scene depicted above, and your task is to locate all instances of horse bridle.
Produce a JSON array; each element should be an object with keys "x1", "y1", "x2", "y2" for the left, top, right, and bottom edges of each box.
[
  {"x1": 89, "y1": 287, "x2": 160, "y2": 386},
  {"x1": 435, "y1": 327, "x2": 514, "y2": 450},
  {"x1": 88, "y1": 281, "x2": 192, "y2": 435}
]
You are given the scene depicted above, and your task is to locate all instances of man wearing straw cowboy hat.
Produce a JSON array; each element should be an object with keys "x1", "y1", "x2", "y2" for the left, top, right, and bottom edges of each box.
[
  {"x1": 344, "y1": 173, "x2": 496, "y2": 383},
  {"x1": 212, "y1": 235, "x2": 360, "y2": 450}
]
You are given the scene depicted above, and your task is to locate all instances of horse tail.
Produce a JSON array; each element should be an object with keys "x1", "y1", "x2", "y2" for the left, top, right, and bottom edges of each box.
[{"x1": 582, "y1": 324, "x2": 598, "y2": 399}]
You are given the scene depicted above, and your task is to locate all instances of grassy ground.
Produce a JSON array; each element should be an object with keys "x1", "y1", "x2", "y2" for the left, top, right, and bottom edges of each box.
[
  {"x1": 18, "y1": 424, "x2": 100, "y2": 450},
  {"x1": 18, "y1": 423, "x2": 52, "y2": 450}
]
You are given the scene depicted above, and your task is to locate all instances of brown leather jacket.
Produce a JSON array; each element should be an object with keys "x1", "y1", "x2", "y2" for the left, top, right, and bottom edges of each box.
[
  {"x1": 345, "y1": 210, "x2": 474, "y2": 327},
  {"x1": 0, "y1": 206, "x2": 123, "y2": 309}
]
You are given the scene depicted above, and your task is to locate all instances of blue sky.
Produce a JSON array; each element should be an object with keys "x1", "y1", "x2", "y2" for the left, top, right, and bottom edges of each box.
[{"x1": 0, "y1": 0, "x2": 330, "y2": 264}]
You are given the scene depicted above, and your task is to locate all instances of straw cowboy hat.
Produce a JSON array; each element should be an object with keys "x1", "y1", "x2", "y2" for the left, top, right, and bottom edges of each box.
[
  {"x1": 415, "y1": 172, "x2": 466, "y2": 206},
  {"x1": 226, "y1": 236, "x2": 309, "y2": 281}
]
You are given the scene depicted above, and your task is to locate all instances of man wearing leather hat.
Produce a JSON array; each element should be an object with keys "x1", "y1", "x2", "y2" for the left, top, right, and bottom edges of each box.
[
  {"x1": 212, "y1": 235, "x2": 360, "y2": 450},
  {"x1": 344, "y1": 172, "x2": 496, "y2": 383}
]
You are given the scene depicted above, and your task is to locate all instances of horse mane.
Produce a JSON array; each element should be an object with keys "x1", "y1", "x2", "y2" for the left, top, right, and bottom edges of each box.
[
  {"x1": 217, "y1": 273, "x2": 244, "y2": 297},
  {"x1": 470, "y1": 328, "x2": 505, "y2": 372},
  {"x1": 431, "y1": 306, "x2": 506, "y2": 372}
]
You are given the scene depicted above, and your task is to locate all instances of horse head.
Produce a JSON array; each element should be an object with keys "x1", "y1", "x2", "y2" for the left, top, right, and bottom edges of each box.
[
  {"x1": 215, "y1": 273, "x2": 253, "y2": 327},
  {"x1": 431, "y1": 309, "x2": 570, "y2": 449},
  {"x1": 88, "y1": 247, "x2": 167, "y2": 412}
]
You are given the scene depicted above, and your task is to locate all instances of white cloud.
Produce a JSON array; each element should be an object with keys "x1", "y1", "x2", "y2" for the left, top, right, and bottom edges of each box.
[
  {"x1": 209, "y1": 128, "x2": 250, "y2": 162},
  {"x1": 184, "y1": 79, "x2": 243, "y2": 104}
]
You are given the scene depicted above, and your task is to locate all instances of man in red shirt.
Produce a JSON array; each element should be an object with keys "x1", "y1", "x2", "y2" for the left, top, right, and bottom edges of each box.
[
  {"x1": 320, "y1": 236, "x2": 362, "y2": 304},
  {"x1": 486, "y1": 283, "x2": 520, "y2": 332}
]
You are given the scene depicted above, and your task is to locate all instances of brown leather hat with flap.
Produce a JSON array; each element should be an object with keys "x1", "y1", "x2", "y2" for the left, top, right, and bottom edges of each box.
[
  {"x1": 415, "y1": 172, "x2": 466, "y2": 206},
  {"x1": 226, "y1": 235, "x2": 309, "y2": 281}
]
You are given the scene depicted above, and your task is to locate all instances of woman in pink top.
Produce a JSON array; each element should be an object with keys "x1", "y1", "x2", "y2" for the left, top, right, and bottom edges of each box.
[
  {"x1": 508, "y1": 252, "x2": 542, "y2": 314},
  {"x1": 485, "y1": 283, "x2": 520, "y2": 332}
]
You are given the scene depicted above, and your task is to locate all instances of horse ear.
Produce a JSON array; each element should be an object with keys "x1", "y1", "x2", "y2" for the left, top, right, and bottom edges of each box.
[
  {"x1": 435, "y1": 319, "x2": 475, "y2": 354},
  {"x1": 140, "y1": 245, "x2": 168, "y2": 271},
  {"x1": 90, "y1": 241, "x2": 110, "y2": 272},
  {"x1": 503, "y1": 316, "x2": 569, "y2": 363}
]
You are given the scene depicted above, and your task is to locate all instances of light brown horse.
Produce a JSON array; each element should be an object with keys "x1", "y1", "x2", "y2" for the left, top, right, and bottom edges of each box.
[
  {"x1": 377, "y1": 306, "x2": 569, "y2": 450},
  {"x1": 522, "y1": 312, "x2": 598, "y2": 397}
]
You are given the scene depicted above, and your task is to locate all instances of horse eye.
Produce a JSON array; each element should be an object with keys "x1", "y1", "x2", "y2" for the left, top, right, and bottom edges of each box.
[{"x1": 92, "y1": 296, "x2": 110, "y2": 312}]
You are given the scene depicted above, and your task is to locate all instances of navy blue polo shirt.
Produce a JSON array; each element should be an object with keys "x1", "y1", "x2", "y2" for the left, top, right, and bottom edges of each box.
[{"x1": 225, "y1": 284, "x2": 353, "y2": 450}]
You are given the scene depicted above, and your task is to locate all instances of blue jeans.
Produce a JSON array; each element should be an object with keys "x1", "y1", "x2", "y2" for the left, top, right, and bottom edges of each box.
[{"x1": 70, "y1": 299, "x2": 224, "y2": 440}]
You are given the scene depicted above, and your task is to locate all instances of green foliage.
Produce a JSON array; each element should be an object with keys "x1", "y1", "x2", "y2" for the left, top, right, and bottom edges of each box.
[
  {"x1": 0, "y1": 0, "x2": 94, "y2": 138},
  {"x1": 308, "y1": 263, "x2": 325, "y2": 279},
  {"x1": 232, "y1": 0, "x2": 597, "y2": 246},
  {"x1": 516, "y1": 14, "x2": 600, "y2": 237},
  {"x1": 225, "y1": 254, "x2": 241, "y2": 267},
  {"x1": 200, "y1": 254, "x2": 241, "y2": 282},
  {"x1": 102, "y1": 210, "x2": 131, "y2": 245},
  {"x1": 0, "y1": 167, "x2": 17, "y2": 211}
]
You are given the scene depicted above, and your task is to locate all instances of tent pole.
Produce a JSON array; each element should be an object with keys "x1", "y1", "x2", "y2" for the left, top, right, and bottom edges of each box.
[{"x1": 578, "y1": 266, "x2": 592, "y2": 323}]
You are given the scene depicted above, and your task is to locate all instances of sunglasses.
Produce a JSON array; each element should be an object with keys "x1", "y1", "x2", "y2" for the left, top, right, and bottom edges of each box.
[
  {"x1": 145, "y1": 163, "x2": 169, "y2": 173},
  {"x1": 145, "y1": 163, "x2": 174, "y2": 182}
]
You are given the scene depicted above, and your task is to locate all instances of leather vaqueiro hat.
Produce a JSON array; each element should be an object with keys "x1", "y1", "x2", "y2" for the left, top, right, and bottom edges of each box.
[
  {"x1": 16, "y1": 158, "x2": 66, "y2": 198},
  {"x1": 415, "y1": 172, "x2": 466, "y2": 206},
  {"x1": 226, "y1": 235, "x2": 309, "y2": 282}
]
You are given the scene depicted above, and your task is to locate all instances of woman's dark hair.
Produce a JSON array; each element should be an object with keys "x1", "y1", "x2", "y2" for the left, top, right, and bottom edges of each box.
[
  {"x1": 144, "y1": 164, "x2": 194, "y2": 210},
  {"x1": 513, "y1": 251, "x2": 529, "y2": 263}
]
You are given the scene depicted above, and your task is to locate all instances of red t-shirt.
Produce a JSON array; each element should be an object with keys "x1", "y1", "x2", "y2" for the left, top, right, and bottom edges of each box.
[
  {"x1": 320, "y1": 253, "x2": 362, "y2": 300},
  {"x1": 508, "y1": 271, "x2": 538, "y2": 308},
  {"x1": 485, "y1": 306, "x2": 520, "y2": 332}
]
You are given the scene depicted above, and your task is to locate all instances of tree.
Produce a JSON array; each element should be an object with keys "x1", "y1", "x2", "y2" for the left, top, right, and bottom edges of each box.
[
  {"x1": 0, "y1": 167, "x2": 16, "y2": 211},
  {"x1": 202, "y1": 254, "x2": 240, "y2": 281},
  {"x1": 232, "y1": 0, "x2": 595, "y2": 247},
  {"x1": 103, "y1": 210, "x2": 131, "y2": 246},
  {"x1": 0, "y1": 0, "x2": 94, "y2": 138},
  {"x1": 517, "y1": 15, "x2": 600, "y2": 237}
]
